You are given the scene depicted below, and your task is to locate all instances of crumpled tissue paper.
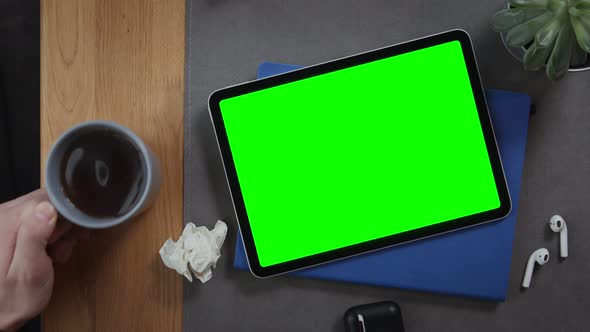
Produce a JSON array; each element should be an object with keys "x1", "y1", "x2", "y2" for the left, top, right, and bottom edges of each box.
[{"x1": 159, "y1": 220, "x2": 227, "y2": 283}]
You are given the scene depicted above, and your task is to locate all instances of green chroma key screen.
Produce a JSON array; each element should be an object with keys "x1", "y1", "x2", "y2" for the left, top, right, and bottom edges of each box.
[{"x1": 215, "y1": 36, "x2": 506, "y2": 271}]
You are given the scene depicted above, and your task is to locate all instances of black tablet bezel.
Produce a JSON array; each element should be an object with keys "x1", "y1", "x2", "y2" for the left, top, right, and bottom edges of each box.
[{"x1": 209, "y1": 29, "x2": 511, "y2": 278}]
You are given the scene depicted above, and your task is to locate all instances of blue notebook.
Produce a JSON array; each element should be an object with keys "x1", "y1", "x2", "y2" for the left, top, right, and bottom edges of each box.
[{"x1": 234, "y1": 62, "x2": 531, "y2": 301}]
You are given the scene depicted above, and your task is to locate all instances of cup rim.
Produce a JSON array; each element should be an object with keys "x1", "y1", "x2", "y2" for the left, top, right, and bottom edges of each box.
[{"x1": 45, "y1": 120, "x2": 153, "y2": 229}]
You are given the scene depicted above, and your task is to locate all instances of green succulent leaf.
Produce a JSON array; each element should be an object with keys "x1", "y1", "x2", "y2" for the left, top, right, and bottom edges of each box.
[
  {"x1": 569, "y1": 6, "x2": 590, "y2": 16},
  {"x1": 570, "y1": 7, "x2": 590, "y2": 52},
  {"x1": 510, "y1": 0, "x2": 549, "y2": 9},
  {"x1": 572, "y1": 0, "x2": 590, "y2": 11},
  {"x1": 495, "y1": 0, "x2": 589, "y2": 79},
  {"x1": 547, "y1": 0, "x2": 568, "y2": 14},
  {"x1": 524, "y1": 43, "x2": 555, "y2": 70},
  {"x1": 492, "y1": 8, "x2": 548, "y2": 31},
  {"x1": 534, "y1": 18, "x2": 561, "y2": 47},
  {"x1": 570, "y1": 42, "x2": 589, "y2": 66},
  {"x1": 506, "y1": 12, "x2": 554, "y2": 47},
  {"x1": 546, "y1": 25, "x2": 575, "y2": 80}
]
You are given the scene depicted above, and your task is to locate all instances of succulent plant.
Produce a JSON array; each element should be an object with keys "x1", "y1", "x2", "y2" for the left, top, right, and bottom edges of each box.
[{"x1": 492, "y1": 0, "x2": 590, "y2": 80}]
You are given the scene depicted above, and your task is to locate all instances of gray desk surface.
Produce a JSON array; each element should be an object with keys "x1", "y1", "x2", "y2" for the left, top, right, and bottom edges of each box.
[{"x1": 183, "y1": 1, "x2": 590, "y2": 331}]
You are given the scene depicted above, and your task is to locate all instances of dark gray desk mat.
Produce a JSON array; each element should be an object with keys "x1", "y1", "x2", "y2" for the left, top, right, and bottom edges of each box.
[{"x1": 183, "y1": 1, "x2": 590, "y2": 330}]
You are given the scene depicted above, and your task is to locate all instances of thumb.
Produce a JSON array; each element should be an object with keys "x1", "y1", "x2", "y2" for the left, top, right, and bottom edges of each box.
[{"x1": 10, "y1": 202, "x2": 57, "y2": 283}]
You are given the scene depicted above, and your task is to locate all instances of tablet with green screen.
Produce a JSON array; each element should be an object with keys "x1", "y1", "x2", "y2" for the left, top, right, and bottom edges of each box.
[{"x1": 209, "y1": 30, "x2": 510, "y2": 278}]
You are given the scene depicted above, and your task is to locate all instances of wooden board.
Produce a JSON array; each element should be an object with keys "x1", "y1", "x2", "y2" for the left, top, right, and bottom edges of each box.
[{"x1": 40, "y1": 0, "x2": 184, "y2": 331}]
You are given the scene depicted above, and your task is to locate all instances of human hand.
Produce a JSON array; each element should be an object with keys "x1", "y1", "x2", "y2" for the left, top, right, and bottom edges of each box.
[{"x1": 0, "y1": 189, "x2": 88, "y2": 331}]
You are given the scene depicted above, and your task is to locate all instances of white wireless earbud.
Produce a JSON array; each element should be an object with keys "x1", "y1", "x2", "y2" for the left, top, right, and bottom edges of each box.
[
  {"x1": 549, "y1": 215, "x2": 568, "y2": 258},
  {"x1": 522, "y1": 248, "x2": 549, "y2": 288}
]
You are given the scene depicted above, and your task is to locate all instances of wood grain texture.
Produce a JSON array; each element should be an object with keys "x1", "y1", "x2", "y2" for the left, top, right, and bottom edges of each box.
[{"x1": 40, "y1": 0, "x2": 184, "y2": 331}]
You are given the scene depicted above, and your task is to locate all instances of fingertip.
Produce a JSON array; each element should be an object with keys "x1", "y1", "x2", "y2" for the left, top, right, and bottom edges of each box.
[
  {"x1": 18, "y1": 201, "x2": 56, "y2": 243},
  {"x1": 35, "y1": 202, "x2": 57, "y2": 227}
]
